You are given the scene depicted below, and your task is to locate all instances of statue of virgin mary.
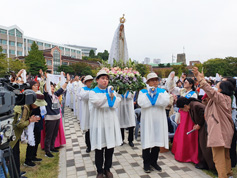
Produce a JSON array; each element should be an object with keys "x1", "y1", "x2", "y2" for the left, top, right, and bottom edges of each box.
[{"x1": 108, "y1": 15, "x2": 129, "y2": 66}]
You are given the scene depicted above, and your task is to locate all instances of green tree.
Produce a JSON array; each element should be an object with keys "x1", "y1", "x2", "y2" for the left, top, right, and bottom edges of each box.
[
  {"x1": 89, "y1": 50, "x2": 95, "y2": 58},
  {"x1": 171, "y1": 64, "x2": 188, "y2": 77},
  {"x1": 8, "y1": 58, "x2": 27, "y2": 73},
  {"x1": 71, "y1": 62, "x2": 93, "y2": 76},
  {"x1": 135, "y1": 63, "x2": 150, "y2": 77},
  {"x1": 0, "y1": 47, "x2": 7, "y2": 76},
  {"x1": 57, "y1": 65, "x2": 74, "y2": 75},
  {"x1": 25, "y1": 41, "x2": 47, "y2": 76},
  {"x1": 97, "y1": 50, "x2": 109, "y2": 61},
  {"x1": 203, "y1": 58, "x2": 229, "y2": 76}
]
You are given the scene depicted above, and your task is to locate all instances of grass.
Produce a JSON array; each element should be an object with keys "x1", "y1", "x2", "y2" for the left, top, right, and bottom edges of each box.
[{"x1": 20, "y1": 143, "x2": 59, "y2": 178}]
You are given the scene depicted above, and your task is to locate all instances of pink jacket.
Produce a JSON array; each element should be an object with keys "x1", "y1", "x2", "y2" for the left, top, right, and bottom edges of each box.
[{"x1": 201, "y1": 81, "x2": 234, "y2": 148}]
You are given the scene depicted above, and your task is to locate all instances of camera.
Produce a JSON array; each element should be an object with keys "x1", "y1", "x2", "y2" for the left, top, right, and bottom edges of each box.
[{"x1": 0, "y1": 77, "x2": 36, "y2": 149}]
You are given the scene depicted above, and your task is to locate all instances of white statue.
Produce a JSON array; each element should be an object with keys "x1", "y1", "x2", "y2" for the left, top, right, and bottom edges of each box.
[{"x1": 108, "y1": 14, "x2": 129, "y2": 66}]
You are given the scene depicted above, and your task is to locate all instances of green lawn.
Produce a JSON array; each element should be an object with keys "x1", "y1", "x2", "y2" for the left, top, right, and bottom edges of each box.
[{"x1": 20, "y1": 143, "x2": 59, "y2": 178}]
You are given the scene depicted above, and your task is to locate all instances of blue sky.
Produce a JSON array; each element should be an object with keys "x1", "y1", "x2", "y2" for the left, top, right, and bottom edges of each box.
[{"x1": 2, "y1": 0, "x2": 237, "y2": 63}]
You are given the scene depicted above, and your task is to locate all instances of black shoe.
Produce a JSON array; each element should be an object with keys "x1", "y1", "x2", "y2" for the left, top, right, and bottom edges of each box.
[
  {"x1": 86, "y1": 147, "x2": 91, "y2": 153},
  {"x1": 24, "y1": 161, "x2": 36, "y2": 167},
  {"x1": 21, "y1": 176, "x2": 27, "y2": 178},
  {"x1": 50, "y1": 148, "x2": 59, "y2": 153},
  {"x1": 129, "y1": 141, "x2": 134, "y2": 147},
  {"x1": 144, "y1": 167, "x2": 151, "y2": 173},
  {"x1": 151, "y1": 163, "x2": 162, "y2": 172},
  {"x1": 32, "y1": 157, "x2": 42, "y2": 162},
  {"x1": 45, "y1": 152, "x2": 54, "y2": 158},
  {"x1": 20, "y1": 171, "x2": 26, "y2": 176}
]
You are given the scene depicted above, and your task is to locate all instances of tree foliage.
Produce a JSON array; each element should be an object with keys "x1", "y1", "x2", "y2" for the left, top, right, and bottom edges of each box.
[
  {"x1": 171, "y1": 64, "x2": 189, "y2": 77},
  {"x1": 71, "y1": 62, "x2": 93, "y2": 76},
  {"x1": 135, "y1": 63, "x2": 150, "y2": 77},
  {"x1": 97, "y1": 50, "x2": 109, "y2": 61},
  {"x1": 0, "y1": 47, "x2": 27, "y2": 77},
  {"x1": 57, "y1": 65, "x2": 74, "y2": 75},
  {"x1": 203, "y1": 57, "x2": 237, "y2": 77},
  {"x1": 25, "y1": 42, "x2": 47, "y2": 76},
  {"x1": 89, "y1": 50, "x2": 95, "y2": 58}
]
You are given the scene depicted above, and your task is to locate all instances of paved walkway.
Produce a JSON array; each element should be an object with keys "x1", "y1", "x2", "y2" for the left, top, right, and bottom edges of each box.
[{"x1": 58, "y1": 107, "x2": 212, "y2": 178}]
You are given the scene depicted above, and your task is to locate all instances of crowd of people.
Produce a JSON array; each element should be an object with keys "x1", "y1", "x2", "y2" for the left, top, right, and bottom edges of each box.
[{"x1": 1, "y1": 67, "x2": 236, "y2": 178}]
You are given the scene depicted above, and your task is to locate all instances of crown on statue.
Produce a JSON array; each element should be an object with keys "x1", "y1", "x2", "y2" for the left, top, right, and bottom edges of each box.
[{"x1": 120, "y1": 14, "x2": 126, "y2": 24}]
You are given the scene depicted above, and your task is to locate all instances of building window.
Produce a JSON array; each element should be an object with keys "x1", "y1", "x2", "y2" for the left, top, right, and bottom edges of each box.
[
  {"x1": 52, "y1": 45, "x2": 56, "y2": 48},
  {"x1": 45, "y1": 43, "x2": 51, "y2": 48},
  {"x1": 9, "y1": 41, "x2": 15, "y2": 46},
  {"x1": 0, "y1": 28, "x2": 7, "y2": 34},
  {"x1": 17, "y1": 51, "x2": 22, "y2": 56},
  {"x1": 2, "y1": 49, "x2": 7, "y2": 53},
  {"x1": 37, "y1": 42, "x2": 43, "y2": 46},
  {"x1": 28, "y1": 40, "x2": 34, "y2": 44},
  {"x1": 8, "y1": 29, "x2": 15, "y2": 36},
  {"x1": 9, "y1": 50, "x2": 15, "y2": 55},
  {"x1": 16, "y1": 29, "x2": 22, "y2": 38},
  {"x1": 0, "y1": 39, "x2": 7, "y2": 45},
  {"x1": 28, "y1": 47, "x2": 31, "y2": 51},
  {"x1": 62, "y1": 62, "x2": 68, "y2": 65},
  {"x1": 17, "y1": 42, "x2": 23, "y2": 47},
  {"x1": 46, "y1": 60, "x2": 52, "y2": 65},
  {"x1": 53, "y1": 49, "x2": 60, "y2": 74},
  {"x1": 72, "y1": 55, "x2": 76, "y2": 58},
  {"x1": 77, "y1": 51, "x2": 81, "y2": 54},
  {"x1": 65, "y1": 48, "x2": 70, "y2": 52},
  {"x1": 59, "y1": 47, "x2": 64, "y2": 50}
]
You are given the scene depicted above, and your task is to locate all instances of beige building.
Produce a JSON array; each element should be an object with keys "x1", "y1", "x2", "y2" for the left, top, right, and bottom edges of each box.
[{"x1": 0, "y1": 25, "x2": 97, "y2": 60}]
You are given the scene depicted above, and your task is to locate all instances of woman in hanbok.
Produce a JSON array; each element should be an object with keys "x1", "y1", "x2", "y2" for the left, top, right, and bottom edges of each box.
[
  {"x1": 89, "y1": 70, "x2": 122, "y2": 178},
  {"x1": 138, "y1": 73, "x2": 170, "y2": 173},
  {"x1": 171, "y1": 77, "x2": 199, "y2": 164}
]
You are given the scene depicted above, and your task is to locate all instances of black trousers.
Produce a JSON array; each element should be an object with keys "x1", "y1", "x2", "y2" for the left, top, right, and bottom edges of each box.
[
  {"x1": 25, "y1": 128, "x2": 41, "y2": 162},
  {"x1": 85, "y1": 130, "x2": 91, "y2": 149},
  {"x1": 45, "y1": 119, "x2": 60, "y2": 153},
  {"x1": 121, "y1": 127, "x2": 134, "y2": 142},
  {"x1": 142, "y1": 147, "x2": 160, "y2": 168},
  {"x1": 230, "y1": 127, "x2": 237, "y2": 167},
  {"x1": 12, "y1": 140, "x2": 20, "y2": 176},
  {"x1": 95, "y1": 148, "x2": 114, "y2": 174}
]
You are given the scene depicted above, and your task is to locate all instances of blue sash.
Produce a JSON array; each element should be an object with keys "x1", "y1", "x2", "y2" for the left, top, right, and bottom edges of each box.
[
  {"x1": 121, "y1": 91, "x2": 129, "y2": 99},
  {"x1": 83, "y1": 86, "x2": 91, "y2": 91},
  {"x1": 185, "y1": 91, "x2": 195, "y2": 99},
  {"x1": 141, "y1": 88, "x2": 165, "y2": 106}
]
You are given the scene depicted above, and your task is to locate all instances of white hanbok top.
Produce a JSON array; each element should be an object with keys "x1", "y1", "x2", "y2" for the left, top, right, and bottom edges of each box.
[
  {"x1": 138, "y1": 88, "x2": 170, "y2": 149},
  {"x1": 79, "y1": 86, "x2": 91, "y2": 131},
  {"x1": 89, "y1": 87, "x2": 122, "y2": 150},
  {"x1": 117, "y1": 91, "x2": 136, "y2": 128}
]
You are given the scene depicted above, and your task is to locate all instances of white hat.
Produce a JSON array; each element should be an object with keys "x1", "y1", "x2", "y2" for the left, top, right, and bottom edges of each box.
[
  {"x1": 146, "y1": 72, "x2": 158, "y2": 83},
  {"x1": 84, "y1": 75, "x2": 93, "y2": 83},
  {"x1": 96, "y1": 70, "x2": 109, "y2": 79}
]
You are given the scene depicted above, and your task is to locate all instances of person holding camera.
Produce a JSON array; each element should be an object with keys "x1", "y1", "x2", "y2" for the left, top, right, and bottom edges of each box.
[
  {"x1": 10, "y1": 93, "x2": 45, "y2": 178},
  {"x1": 43, "y1": 73, "x2": 70, "y2": 158}
]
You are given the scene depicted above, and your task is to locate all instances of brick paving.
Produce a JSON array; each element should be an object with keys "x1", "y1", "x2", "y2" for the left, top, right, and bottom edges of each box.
[{"x1": 58, "y1": 107, "x2": 212, "y2": 178}]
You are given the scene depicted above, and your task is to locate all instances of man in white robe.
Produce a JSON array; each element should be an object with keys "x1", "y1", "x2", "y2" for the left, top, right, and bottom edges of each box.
[
  {"x1": 89, "y1": 70, "x2": 122, "y2": 178},
  {"x1": 79, "y1": 75, "x2": 93, "y2": 153},
  {"x1": 118, "y1": 91, "x2": 136, "y2": 147},
  {"x1": 138, "y1": 72, "x2": 170, "y2": 173}
]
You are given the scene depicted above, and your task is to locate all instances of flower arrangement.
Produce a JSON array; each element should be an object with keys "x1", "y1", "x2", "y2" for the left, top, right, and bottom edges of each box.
[{"x1": 92, "y1": 67, "x2": 146, "y2": 95}]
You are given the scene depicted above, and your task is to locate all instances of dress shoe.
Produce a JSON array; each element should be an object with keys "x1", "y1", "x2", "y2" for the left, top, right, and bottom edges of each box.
[
  {"x1": 104, "y1": 170, "x2": 113, "y2": 178},
  {"x1": 86, "y1": 147, "x2": 91, "y2": 153},
  {"x1": 50, "y1": 148, "x2": 59, "y2": 153},
  {"x1": 151, "y1": 163, "x2": 162, "y2": 172},
  {"x1": 129, "y1": 141, "x2": 134, "y2": 147},
  {"x1": 96, "y1": 173, "x2": 104, "y2": 178}
]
